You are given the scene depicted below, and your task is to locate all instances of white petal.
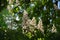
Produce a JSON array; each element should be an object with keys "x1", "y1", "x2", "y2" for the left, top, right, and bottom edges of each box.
[{"x1": 16, "y1": 16, "x2": 20, "y2": 21}]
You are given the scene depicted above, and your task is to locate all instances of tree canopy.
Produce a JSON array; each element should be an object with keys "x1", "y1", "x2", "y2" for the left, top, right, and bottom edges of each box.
[{"x1": 0, "y1": 0, "x2": 60, "y2": 40}]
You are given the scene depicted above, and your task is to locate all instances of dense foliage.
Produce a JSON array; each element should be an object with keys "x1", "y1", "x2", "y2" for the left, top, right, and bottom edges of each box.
[{"x1": 0, "y1": 0, "x2": 60, "y2": 40}]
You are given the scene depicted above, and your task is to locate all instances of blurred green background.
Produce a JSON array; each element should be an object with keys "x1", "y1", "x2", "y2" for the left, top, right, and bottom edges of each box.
[{"x1": 0, "y1": 0, "x2": 60, "y2": 40}]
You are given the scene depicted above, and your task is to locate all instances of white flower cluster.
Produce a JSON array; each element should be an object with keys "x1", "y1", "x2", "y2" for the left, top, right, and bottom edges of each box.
[
  {"x1": 51, "y1": 24, "x2": 57, "y2": 33},
  {"x1": 6, "y1": 0, "x2": 20, "y2": 30},
  {"x1": 22, "y1": 10, "x2": 44, "y2": 34},
  {"x1": 22, "y1": 10, "x2": 57, "y2": 34}
]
